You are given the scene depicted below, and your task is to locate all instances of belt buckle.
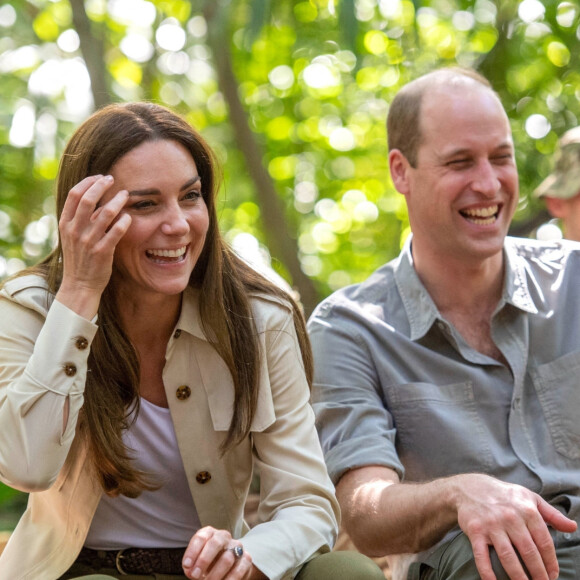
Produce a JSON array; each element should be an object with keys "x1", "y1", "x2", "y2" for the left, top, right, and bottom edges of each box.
[{"x1": 115, "y1": 548, "x2": 129, "y2": 575}]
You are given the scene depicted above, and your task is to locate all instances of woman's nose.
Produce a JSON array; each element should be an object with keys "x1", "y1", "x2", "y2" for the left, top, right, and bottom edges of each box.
[{"x1": 160, "y1": 204, "x2": 190, "y2": 236}]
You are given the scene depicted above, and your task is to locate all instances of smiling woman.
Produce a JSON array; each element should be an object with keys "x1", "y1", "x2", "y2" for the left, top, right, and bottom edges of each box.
[{"x1": 0, "y1": 103, "x2": 384, "y2": 580}]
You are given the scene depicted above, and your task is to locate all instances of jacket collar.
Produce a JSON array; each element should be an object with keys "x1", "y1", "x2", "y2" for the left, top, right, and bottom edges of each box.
[{"x1": 175, "y1": 286, "x2": 210, "y2": 342}]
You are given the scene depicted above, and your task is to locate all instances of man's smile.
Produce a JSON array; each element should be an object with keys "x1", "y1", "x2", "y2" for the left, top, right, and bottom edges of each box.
[{"x1": 459, "y1": 204, "x2": 499, "y2": 225}]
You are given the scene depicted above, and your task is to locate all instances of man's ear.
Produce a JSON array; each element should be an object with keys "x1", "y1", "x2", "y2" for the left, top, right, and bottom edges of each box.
[
  {"x1": 389, "y1": 149, "x2": 412, "y2": 196},
  {"x1": 544, "y1": 196, "x2": 567, "y2": 219}
]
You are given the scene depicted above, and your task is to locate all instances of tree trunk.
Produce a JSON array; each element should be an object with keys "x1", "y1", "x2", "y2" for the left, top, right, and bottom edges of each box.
[
  {"x1": 203, "y1": 2, "x2": 320, "y2": 316},
  {"x1": 69, "y1": 0, "x2": 111, "y2": 109}
]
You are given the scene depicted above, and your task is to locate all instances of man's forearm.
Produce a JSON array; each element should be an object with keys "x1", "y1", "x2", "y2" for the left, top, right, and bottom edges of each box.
[
  {"x1": 337, "y1": 466, "x2": 458, "y2": 556},
  {"x1": 338, "y1": 466, "x2": 577, "y2": 580}
]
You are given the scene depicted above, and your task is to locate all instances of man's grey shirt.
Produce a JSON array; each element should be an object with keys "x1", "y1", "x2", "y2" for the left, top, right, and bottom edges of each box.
[{"x1": 309, "y1": 236, "x2": 580, "y2": 522}]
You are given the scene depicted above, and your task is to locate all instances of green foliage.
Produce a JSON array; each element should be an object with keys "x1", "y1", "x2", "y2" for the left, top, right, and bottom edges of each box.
[
  {"x1": 0, "y1": 483, "x2": 27, "y2": 532},
  {"x1": 3, "y1": 0, "x2": 579, "y2": 296},
  {"x1": 3, "y1": 0, "x2": 580, "y2": 294}
]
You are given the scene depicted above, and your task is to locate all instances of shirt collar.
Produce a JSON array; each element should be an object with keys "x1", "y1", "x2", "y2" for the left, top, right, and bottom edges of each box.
[
  {"x1": 501, "y1": 237, "x2": 539, "y2": 315},
  {"x1": 394, "y1": 236, "x2": 441, "y2": 341},
  {"x1": 394, "y1": 235, "x2": 538, "y2": 342}
]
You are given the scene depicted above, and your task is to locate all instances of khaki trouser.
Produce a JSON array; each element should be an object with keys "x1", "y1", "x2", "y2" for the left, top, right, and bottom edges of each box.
[{"x1": 407, "y1": 530, "x2": 580, "y2": 580}]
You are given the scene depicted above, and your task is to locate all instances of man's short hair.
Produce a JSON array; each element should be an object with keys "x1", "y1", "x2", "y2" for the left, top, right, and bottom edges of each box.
[
  {"x1": 534, "y1": 126, "x2": 580, "y2": 200},
  {"x1": 387, "y1": 68, "x2": 492, "y2": 167}
]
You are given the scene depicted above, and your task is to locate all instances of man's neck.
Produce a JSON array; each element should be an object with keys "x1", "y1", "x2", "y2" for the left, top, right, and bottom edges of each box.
[
  {"x1": 412, "y1": 245, "x2": 507, "y2": 362},
  {"x1": 412, "y1": 246, "x2": 505, "y2": 318}
]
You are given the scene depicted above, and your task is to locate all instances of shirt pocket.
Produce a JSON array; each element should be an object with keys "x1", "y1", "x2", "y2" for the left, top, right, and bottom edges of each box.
[
  {"x1": 531, "y1": 350, "x2": 580, "y2": 460},
  {"x1": 386, "y1": 381, "x2": 493, "y2": 480}
]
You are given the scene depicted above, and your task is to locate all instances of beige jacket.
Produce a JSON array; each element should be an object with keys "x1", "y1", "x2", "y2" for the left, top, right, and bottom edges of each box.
[{"x1": 0, "y1": 275, "x2": 339, "y2": 580}]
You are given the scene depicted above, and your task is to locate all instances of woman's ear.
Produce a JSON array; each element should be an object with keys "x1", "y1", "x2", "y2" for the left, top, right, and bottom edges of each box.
[{"x1": 388, "y1": 149, "x2": 412, "y2": 197}]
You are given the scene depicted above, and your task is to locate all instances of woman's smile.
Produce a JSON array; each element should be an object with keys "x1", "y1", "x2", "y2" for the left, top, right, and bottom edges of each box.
[{"x1": 145, "y1": 244, "x2": 188, "y2": 263}]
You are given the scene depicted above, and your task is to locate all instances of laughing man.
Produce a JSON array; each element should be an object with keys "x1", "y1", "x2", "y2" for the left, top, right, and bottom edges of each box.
[{"x1": 309, "y1": 68, "x2": 580, "y2": 580}]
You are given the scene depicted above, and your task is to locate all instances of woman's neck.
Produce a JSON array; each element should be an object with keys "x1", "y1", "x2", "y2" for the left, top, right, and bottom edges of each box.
[{"x1": 116, "y1": 290, "x2": 182, "y2": 349}]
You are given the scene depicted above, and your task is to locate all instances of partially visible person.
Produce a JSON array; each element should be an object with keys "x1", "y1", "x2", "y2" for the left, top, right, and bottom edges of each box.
[
  {"x1": 0, "y1": 102, "x2": 384, "y2": 580},
  {"x1": 535, "y1": 126, "x2": 580, "y2": 241},
  {"x1": 309, "y1": 68, "x2": 580, "y2": 580}
]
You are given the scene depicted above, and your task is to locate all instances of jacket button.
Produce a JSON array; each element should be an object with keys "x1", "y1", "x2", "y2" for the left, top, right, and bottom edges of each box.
[
  {"x1": 174, "y1": 329, "x2": 182, "y2": 339},
  {"x1": 176, "y1": 385, "x2": 191, "y2": 400},
  {"x1": 196, "y1": 471, "x2": 211, "y2": 484},
  {"x1": 75, "y1": 337, "x2": 88, "y2": 350},
  {"x1": 63, "y1": 363, "x2": 77, "y2": 376}
]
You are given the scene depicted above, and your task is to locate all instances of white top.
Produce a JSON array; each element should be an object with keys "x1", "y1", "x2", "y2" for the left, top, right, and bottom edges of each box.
[{"x1": 84, "y1": 397, "x2": 201, "y2": 549}]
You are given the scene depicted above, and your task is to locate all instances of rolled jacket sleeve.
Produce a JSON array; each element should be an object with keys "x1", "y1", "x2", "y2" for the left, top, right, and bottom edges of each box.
[
  {"x1": 241, "y1": 305, "x2": 340, "y2": 580},
  {"x1": 0, "y1": 279, "x2": 98, "y2": 491}
]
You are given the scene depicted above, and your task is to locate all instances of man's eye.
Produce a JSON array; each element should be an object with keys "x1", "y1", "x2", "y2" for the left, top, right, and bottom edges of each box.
[
  {"x1": 492, "y1": 154, "x2": 513, "y2": 164},
  {"x1": 448, "y1": 159, "x2": 471, "y2": 167}
]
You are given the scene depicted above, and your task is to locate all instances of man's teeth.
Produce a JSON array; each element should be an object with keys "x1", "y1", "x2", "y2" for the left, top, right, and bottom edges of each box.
[
  {"x1": 461, "y1": 205, "x2": 498, "y2": 224},
  {"x1": 146, "y1": 246, "x2": 186, "y2": 258}
]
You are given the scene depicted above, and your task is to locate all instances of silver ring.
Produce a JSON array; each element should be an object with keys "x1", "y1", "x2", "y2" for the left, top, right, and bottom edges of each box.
[{"x1": 229, "y1": 545, "x2": 244, "y2": 558}]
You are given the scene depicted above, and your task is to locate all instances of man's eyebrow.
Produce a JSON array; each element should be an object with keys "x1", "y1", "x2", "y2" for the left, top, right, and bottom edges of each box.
[{"x1": 128, "y1": 176, "x2": 201, "y2": 197}]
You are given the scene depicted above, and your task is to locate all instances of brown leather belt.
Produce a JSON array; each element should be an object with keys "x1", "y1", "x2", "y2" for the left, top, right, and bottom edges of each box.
[{"x1": 76, "y1": 546, "x2": 186, "y2": 575}]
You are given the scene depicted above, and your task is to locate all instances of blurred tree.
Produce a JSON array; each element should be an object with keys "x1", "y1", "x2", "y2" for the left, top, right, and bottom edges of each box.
[{"x1": 1, "y1": 0, "x2": 580, "y2": 305}]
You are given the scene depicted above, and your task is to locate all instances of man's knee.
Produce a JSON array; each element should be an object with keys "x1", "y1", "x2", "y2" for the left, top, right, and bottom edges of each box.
[{"x1": 411, "y1": 532, "x2": 512, "y2": 580}]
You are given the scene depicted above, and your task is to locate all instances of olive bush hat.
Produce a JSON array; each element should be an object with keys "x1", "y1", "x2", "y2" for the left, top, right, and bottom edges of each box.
[{"x1": 535, "y1": 126, "x2": 580, "y2": 200}]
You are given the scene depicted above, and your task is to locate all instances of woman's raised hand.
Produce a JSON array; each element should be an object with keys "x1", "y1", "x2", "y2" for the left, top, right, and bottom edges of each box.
[
  {"x1": 182, "y1": 526, "x2": 257, "y2": 580},
  {"x1": 55, "y1": 175, "x2": 131, "y2": 319}
]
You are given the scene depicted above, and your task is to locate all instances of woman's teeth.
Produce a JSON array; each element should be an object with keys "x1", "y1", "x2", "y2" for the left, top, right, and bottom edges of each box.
[{"x1": 146, "y1": 246, "x2": 187, "y2": 261}]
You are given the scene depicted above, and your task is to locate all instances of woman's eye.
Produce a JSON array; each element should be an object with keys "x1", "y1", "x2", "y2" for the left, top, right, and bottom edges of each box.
[
  {"x1": 183, "y1": 190, "x2": 202, "y2": 201},
  {"x1": 131, "y1": 200, "x2": 156, "y2": 210}
]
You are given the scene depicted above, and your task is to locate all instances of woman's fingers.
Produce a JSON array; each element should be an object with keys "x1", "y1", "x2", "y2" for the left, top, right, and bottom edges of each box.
[
  {"x1": 58, "y1": 175, "x2": 131, "y2": 303},
  {"x1": 183, "y1": 527, "x2": 252, "y2": 579},
  {"x1": 59, "y1": 175, "x2": 104, "y2": 223},
  {"x1": 204, "y1": 545, "x2": 252, "y2": 580}
]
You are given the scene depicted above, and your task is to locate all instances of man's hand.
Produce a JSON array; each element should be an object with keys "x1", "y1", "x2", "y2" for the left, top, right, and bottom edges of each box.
[{"x1": 454, "y1": 474, "x2": 577, "y2": 580}]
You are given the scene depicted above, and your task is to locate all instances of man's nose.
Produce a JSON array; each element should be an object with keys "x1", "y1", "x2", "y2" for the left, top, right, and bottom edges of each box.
[{"x1": 472, "y1": 160, "x2": 500, "y2": 197}]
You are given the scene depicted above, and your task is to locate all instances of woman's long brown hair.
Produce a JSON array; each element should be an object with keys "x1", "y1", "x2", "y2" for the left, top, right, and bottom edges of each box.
[{"x1": 17, "y1": 103, "x2": 313, "y2": 497}]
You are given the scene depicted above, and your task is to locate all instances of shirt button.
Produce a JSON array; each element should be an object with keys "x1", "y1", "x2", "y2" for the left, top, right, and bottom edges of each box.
[
  {"x1": 75, "y1": 337, "x2": 88, "y2": 350},
  {"x1": 196, "y1": 471, "x2": 211, "y2": 484},
  {"x1": 528, "y1": 461, "x2": 536, "y2": 469},
  {"x1": 176, "y1": 385, "x2": 191, "y2": 400},
  {"x1": 512, "y1": 398, "x2": 520, "y2": 410},
  {"x1": 63, "y1": 363, "x2": 77, "y2": 377},
  {"x1": 174, "y1": 329, "x2": 182, "y2": 339}
]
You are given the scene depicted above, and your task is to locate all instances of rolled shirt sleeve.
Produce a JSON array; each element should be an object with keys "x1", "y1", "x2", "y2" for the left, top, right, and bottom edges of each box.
[{"x1": 308, "y1": 302, "x2": 404, "y2": 484}]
